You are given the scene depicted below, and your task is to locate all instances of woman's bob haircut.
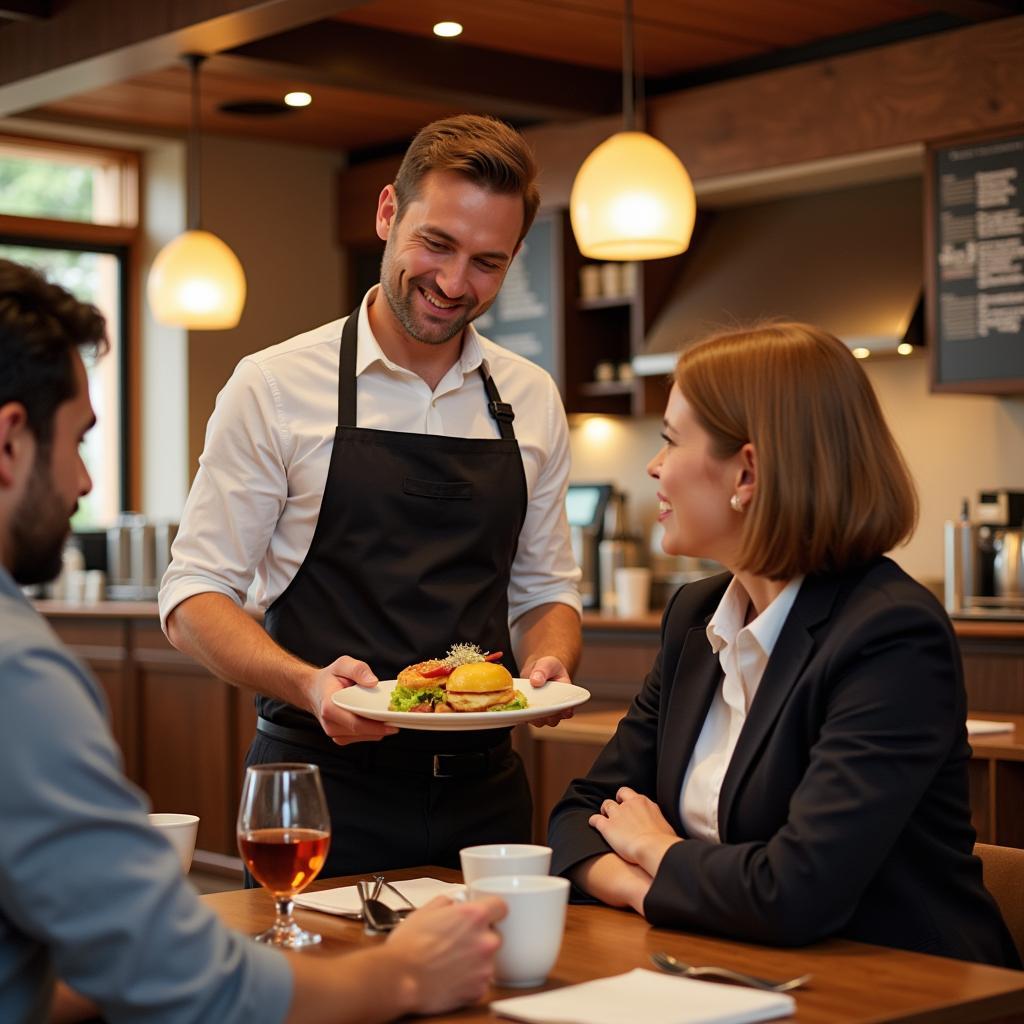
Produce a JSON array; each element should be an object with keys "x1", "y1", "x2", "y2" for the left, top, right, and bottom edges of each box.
[{"x1": 674, "y1": 322, "x2": 918, "y2": 580}]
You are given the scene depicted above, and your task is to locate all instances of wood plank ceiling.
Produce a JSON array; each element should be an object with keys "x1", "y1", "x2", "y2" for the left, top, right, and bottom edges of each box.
[{"x1": 9, "y1": 0, "x2": 1020, "y2": 155}]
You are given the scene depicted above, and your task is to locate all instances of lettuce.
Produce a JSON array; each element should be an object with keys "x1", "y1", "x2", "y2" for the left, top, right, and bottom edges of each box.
[
  {"x1": 487, "y1": 690, "x2": 529, "y2": 712},
  {"x1": 388, "y1": 685, "x2": 445, "y2": 712}
]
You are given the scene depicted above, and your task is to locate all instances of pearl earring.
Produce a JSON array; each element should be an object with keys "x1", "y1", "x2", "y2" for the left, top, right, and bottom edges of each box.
[{"x1": 730, "y1": 494, "x2": 744, "y2": 513}]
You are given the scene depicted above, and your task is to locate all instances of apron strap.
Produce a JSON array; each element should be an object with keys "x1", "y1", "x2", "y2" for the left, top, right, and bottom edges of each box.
[
  {"x1": 338, "y1": 301, "x2": 517, "y2": 441},
  {"x1": 338, "y1": 305, "x2": 360, "y2": 428},
  {"x1": 480, "y1": 368, "x2": 517, "y2": 441}
]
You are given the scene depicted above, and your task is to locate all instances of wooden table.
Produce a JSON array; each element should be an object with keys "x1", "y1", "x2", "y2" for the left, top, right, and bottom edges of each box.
[{"x1": 201, "y1": 867, "x2": 1024, "y2": 1022}]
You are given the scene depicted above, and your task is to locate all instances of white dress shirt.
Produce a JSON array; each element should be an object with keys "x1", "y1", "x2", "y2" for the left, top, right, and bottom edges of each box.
[
  {"x1": 680, "y1": 575, "x2": 804, "y2": 842},
  {"x1": 159, "y1": 287, "x2": 582, "y2": 630}
]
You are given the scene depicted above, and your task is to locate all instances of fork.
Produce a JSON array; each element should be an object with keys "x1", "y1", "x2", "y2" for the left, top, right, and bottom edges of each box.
[{"x1": 650, "y1": 951, "x2": 811, "y2": 992}]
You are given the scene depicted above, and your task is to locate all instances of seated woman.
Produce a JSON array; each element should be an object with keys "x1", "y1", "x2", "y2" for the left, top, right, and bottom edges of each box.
[{"x1": 549, "y1": 322, "x2": 1020, "y2": 967}]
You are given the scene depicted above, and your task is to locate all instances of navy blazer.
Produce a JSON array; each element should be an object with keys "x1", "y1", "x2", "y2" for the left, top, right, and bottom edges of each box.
[{"x1": 549, "y1": 558, "x2": 1020, "y2": 967}]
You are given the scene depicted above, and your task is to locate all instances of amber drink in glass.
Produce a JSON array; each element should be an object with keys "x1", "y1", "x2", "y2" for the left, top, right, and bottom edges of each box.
[{"x1": 237, "y1": 763, "x2": 330, "y2": 948}]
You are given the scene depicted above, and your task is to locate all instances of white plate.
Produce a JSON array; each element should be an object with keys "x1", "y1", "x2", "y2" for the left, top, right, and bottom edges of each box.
[{"x1": 331, "y1": 679, "x2": 591, "y2": 731}]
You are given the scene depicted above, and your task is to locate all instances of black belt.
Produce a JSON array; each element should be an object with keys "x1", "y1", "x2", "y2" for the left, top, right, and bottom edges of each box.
[{"x1": 255, "y1": 717, "x2": 512, "y2": 779}]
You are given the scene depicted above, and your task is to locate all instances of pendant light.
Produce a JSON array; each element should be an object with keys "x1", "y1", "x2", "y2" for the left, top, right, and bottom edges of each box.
[
  {"x1": 147, "y1": 54, "x2": 247, "y2": 329},
  {"x1": 570, "y1": 0, "x2": 696, "y2": 260}
]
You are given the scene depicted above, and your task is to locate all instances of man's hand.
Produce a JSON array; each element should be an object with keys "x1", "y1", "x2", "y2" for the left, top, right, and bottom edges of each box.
[
  {"x1": 309, "y1": 656, "x2": 398, "y2": 745},
  {"x1": 385, "y1": 895, "x2": 506, "y2": 1015},
  {"x1": 588, "y1": 786, "x2": 682, "y2": 876},
  {"x1": 520, "y1": 654, "x2": 575, "y2": 728}
]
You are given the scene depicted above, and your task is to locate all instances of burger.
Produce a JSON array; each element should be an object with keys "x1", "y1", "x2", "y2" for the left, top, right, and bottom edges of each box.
[
  {"x1": 389, "y1": 660, "x2": 448, "y2": 713},
  {"x1": 445, "y1": 662, "x2": 526, "y2": 713},
  {"x1": 387, "y1": 644, "x2": 529, "y2": 713}
]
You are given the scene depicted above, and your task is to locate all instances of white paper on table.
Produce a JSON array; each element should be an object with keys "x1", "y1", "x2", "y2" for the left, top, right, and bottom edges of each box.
[
  {"x1": 294, "y1": 877, "x2": 463, "y2": 916},
  {"x1": 491, "y1": 968, "x2": 796, "y2": 1024},
  {"x1": 966, "y1": 719, "x2": 1015, "y2": 736}
]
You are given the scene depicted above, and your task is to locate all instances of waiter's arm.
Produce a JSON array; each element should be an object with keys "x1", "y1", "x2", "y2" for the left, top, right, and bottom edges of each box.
[
  {"x1": 166, "y1": 594, "x2": 396, "y2": 743},
  {"x1": 512, "y1": 601, "x2": 581, "y2": 682}
]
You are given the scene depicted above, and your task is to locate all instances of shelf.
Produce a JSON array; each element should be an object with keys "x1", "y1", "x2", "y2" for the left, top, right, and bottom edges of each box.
[
  {"x1": 579, "y1": 380, "x2": 635, "y2": 397},
  {"x1": 577, "y1": 295, "x2": 634, "y2": 311}
]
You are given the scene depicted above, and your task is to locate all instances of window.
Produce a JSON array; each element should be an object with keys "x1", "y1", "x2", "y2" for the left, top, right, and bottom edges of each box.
[{"x1": 0, "y1": 135, "x2": 139, "y2": 526}]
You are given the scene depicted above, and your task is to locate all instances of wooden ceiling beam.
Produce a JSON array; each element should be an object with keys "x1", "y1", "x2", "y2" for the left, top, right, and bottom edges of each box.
[
  {"x1": 0, "y1": 0, "x2": 362, "y2": 117},
  {"x1": 217, "y1": 22, "x2": 623, "y2": 122},
  {"x1": 0, "y1": 1, "x2": 52, "y2": 21}
]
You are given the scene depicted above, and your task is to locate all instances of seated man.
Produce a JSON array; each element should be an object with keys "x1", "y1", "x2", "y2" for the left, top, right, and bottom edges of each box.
[{"x1": 0, "y1": 258, "x2": 505, "y2": 1024}]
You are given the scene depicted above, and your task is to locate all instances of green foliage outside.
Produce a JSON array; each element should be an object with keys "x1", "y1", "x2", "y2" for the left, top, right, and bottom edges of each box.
[{"x1": 0, "y1": 155, "x2": 94, "y2": 221}]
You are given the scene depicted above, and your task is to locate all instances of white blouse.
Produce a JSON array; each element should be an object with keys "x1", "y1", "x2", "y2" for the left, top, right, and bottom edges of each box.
[{"x1": 680, "y1": 575, "x2": 804, "y2": 842}]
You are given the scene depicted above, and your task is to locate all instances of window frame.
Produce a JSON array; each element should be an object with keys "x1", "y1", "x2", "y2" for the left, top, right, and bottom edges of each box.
[{"x1": 0, "y1": 134, "x2": 142, "y2": 511}]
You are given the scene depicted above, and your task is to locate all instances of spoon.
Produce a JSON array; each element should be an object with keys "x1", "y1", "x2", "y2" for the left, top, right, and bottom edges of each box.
[{"x1": 650, "y1": 951, "x2": 811, "y2": 992}]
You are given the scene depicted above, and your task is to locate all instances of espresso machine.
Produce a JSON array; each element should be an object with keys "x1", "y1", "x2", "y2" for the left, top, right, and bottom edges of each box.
[
  {"x1": 566, "y1": 484, "x2": 641, "y2": 610},
  {"x1": 945, "y1": 489, "x2": 1024, "y2": 618}
]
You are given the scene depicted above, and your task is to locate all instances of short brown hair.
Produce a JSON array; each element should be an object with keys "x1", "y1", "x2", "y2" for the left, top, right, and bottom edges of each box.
[
  {"x1": 393, "y1": 114, "x2": 540, "y2": 243},
  {"x1": 675, "y1": 322, "x2": 917, "y2": 579},
  {"x1": 0, "y1": 258, "x2": 108, "y2": 448}
]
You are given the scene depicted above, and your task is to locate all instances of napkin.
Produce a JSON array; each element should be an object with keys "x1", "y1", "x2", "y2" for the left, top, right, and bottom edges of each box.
[
  {"x1": 967, "y1": 719, "x2": 1014, "y2": 735},
  {"x1": 294, "y1": 877, "x2": 463, "y2": 916},
  {"x1": 491, "y1": 968, "x2": 795, "y2": 1024}
]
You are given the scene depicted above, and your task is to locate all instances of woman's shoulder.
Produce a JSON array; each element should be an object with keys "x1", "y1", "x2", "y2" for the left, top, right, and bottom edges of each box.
[{"x1": 808, "y1": 556, "x2": 955, "y2": 648}]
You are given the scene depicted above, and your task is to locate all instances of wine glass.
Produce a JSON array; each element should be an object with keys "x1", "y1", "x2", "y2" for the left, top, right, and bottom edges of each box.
[{"x1": 237, "y1": 762, "x2": 331, "y2": 948}]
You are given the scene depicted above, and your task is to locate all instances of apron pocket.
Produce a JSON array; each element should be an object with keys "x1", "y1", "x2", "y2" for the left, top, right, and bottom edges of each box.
[{"x1": 403, "y1": 477, "x2": 473, "y2": 500}]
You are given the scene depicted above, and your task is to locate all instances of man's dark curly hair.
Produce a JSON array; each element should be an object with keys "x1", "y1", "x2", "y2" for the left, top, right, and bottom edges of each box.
[{"x1": 0, "y1": 258, "x2": 109, "y2": 447}]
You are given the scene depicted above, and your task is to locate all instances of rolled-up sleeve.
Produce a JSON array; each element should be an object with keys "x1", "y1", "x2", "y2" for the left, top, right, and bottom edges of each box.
[
  {"x1": 0, "y1": 631, "x2": 293, "y2": 1023},
  {"x1": 158, "y1": 358, "x2": 288, "y2": 630},
  {"x1": 507, "y1": 374, "x2": 582, "y2": 623}
]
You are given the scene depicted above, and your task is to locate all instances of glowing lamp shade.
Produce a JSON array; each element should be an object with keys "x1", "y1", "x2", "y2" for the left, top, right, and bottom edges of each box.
[
  {"x1": 570, "y1": 131, "x2": 696, "y2": 260},
  {"x1": 147, "y1": 230, "x2": 247, "y2": 329}
]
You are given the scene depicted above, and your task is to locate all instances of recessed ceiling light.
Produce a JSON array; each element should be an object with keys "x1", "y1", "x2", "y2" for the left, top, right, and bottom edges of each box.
[
  {"x1": 284, "y1": 91, "x2": 312, "y2": 107},
  {"x1": 852, "y1": 347, "x2": 871, "y2": 360},
  {"x1": 433, "y1": 21, "x2": 463, "y2": 38},
  {"x1": 897, "y1": 342, "x2": 914, "y2": 356}
]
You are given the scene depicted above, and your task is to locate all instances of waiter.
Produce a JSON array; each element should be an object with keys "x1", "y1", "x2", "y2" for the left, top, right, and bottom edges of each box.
[{"x1": 160, "y1": 114, "x2": 582, "y2": 877}]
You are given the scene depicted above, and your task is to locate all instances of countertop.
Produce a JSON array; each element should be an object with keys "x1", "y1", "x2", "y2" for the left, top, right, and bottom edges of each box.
[{"x1": 33, "y1": 600, "x2": 1024, "y2": 639}]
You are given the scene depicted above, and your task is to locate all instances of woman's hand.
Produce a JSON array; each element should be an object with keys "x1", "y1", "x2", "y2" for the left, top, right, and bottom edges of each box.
[
  {"x1": 589, "y1": 787, "x2": 682, "y2": 877},
  {"x1": 572, "y1": 853, "x2": 653, "y2": 916}
]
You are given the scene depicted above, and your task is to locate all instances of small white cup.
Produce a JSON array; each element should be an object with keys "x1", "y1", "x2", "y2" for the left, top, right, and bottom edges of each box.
[
  {"x1": 148, "y1": 812, "x2": 200, "y2": 872},
  {"x1": 84, "y1": 569, "x2": 106, "y2": 603},
  {"x1": 65, "y1": 569, "x2": 87, "y2": 604},
  {"x1": 614, "y1": 566, "x2": 651, "y2": 618},
  {"x1": 468, "y1": 875, "x2": 569, "y2": 987},
  {"x1": 460, "y1": 843, "x2": 552, "y2": 886}
]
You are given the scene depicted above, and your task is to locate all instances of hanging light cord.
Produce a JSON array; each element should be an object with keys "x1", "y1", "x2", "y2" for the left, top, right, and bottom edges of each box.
[
  {"x1": 185, "y1": 53, "x2": 206, "y2": 232},
  {"x1": 622, "y1": 0, "x2": 634, "y2": 132}
]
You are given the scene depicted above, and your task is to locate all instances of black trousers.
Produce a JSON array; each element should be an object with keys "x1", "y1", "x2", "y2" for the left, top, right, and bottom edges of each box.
[{"x1": 242, "y1": 729, "x2": 533, "y2": 884}]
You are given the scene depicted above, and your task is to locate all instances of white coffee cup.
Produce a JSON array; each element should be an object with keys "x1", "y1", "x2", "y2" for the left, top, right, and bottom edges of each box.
[
  {"x1": 460, "y1": 843, "x2": 552, "y2": 886},
  {"x1": 468, "y1": 875, "x2": 569, "y2": 987},
  {"x1": 614, "y1": 566, "x2": 651, "y2": 618},
  {"x1": 148, "y1": 812, "x2": 200, "y2": 872}
]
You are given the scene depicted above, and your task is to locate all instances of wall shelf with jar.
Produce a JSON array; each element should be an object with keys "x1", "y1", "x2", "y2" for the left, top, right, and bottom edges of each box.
[{"x1": 561, "y1": 214, "x2": 687, "y2": 416}]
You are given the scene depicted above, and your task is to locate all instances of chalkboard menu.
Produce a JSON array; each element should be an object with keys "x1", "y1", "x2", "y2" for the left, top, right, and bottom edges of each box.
[
  {"x1": 475, "y1": 212, "x2": 562, "y2": 386},
  {"x1": 929, "y1": 131, "x2": 1024, "y2": 392}
]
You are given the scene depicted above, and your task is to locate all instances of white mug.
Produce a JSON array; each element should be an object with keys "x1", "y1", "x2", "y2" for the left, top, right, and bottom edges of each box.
[
  {"x1": 468, "y1": 875, "x2": 569, "y2": 987},
  {"x1": 460, "y1": 843, "x2": 552, "y2": 886},
  {"x1": 148, "y1": 812, "x2": 200, "y2": 872},
  {"x1": 614, "y1": 566, "x2": 651, "y2": 618}
]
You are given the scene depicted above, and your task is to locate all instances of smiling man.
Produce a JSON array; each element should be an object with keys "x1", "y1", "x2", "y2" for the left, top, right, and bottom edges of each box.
[{"x1": 161, "y1": 115, "x2": 582, "y2": 878}]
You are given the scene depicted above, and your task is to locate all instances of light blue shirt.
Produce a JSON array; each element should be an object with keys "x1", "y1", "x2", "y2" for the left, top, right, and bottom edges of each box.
[{"x1": 0, "y1": 567, "x2": 292, "y2": 1023}]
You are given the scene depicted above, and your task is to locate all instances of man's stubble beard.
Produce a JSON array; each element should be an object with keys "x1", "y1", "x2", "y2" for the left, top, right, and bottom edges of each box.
[
  {"x1": 9, "y1": 449, "x2": 74, "y2": 586},
  {"x1": 379, "y1": 242, "x2": 493, "y2": 346}
]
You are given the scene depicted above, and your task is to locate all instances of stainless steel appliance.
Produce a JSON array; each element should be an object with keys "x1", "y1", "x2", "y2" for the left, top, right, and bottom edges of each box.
[
  {"x1": 106, "y1": 514, "x2": 178, "y2": 600},
  {"x1": 945, "y1": 490, "x2": 1024, "y2": 618},
  {"x1": 566, "y1": 483, "x2": 616, "y2": 609}
]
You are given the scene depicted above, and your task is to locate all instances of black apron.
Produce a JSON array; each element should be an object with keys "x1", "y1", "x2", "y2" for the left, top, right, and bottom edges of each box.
[{"x1": 246, "y1": 306, "x2": 532, "y2": 877}]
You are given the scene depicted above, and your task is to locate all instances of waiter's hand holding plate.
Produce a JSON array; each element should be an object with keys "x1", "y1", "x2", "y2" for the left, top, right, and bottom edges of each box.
[
  {"x1": 310, "y1": 655, "x2": 399, "y2": 744},
  {"x1": 522, "y1": 654, "x2": 578, "y2": 728}
]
